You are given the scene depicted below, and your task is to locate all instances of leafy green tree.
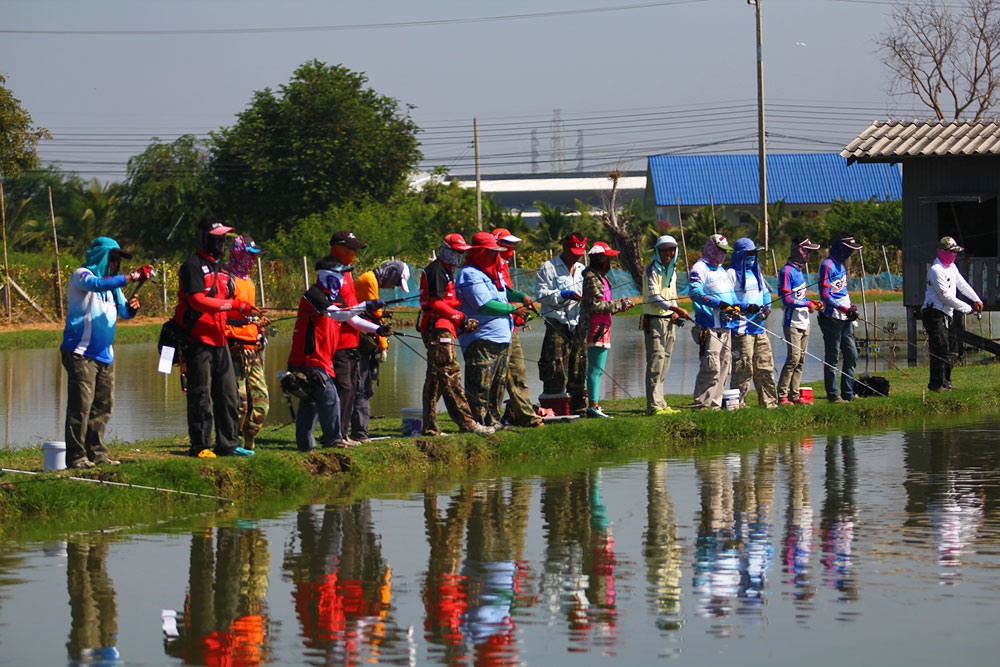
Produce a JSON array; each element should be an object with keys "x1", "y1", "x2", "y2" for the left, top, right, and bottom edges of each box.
[
  {"x1": 0, "y1": 75, "x2": 50, "y2": 179},
  {"x1": 115, "y1": 135, "x2": 215, "y2": 256},
  {"x1": 0, "y1": 167, "x2": 84, "y2": 252},
  {"x1": 210, "y1": 59, "x2": 421, "y2": 238},
  {"x1": 822, "y1": 198, "x2": 902, "y2": 250}
]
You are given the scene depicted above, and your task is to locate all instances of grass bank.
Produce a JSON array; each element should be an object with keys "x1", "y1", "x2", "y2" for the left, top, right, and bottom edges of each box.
[{"x1": 1, "y1": 359, "x2": 998, "y2": 536}]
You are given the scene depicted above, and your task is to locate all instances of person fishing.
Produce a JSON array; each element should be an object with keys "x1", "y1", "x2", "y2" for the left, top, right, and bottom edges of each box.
[
  {"x1": 578, "y1": 241, "x2": 634, "y2": 418},
  {"x1": 351, "y1": 259, "x2": 411, "y2": 441},
  {"x1": 174, "y1": 218, "x2": 257, "y2": 458},
  {"x1": 777, "y1": 235, "x2": 823, "y2": 405},
  {"x1": 642, "y1": 234, "x2": 689, "y2": 416},
  {"x1": 728, "y1": 237, "x2": 778, "y2": 408},
  {"x1": 287, "y1": 256, "x2": 387, "y2": 451},
  {"x1": 921, "y1": 236, "x2": 983, "y2": 392},
  {"x1": 60, "y1": 236, "x2": 152, "y2": 468},
  {"x1": 418, "y1": 233, "x2": 494, "y2": 437},
  {"x1": 224, "y1": 235, "x2": 269, "y2": 451},
  {"x1": 535, "y1": 232, "x2": 588, "y2": 415},
  {"x1": 689, "y1": 234, "x2": 741, "y2": 410},
  {"x1": 456, "y1": 232, "x2": 532, "y2": 428},
  {"x1": 492, "y1": 227, "x2": 544, "y2": 428},
  {"x1": 818, "y1": 232, "x2": 863, "y2": 403}
]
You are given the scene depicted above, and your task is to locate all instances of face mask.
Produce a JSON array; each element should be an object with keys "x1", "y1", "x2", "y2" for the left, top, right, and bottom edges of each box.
[{"x1": 937, "y1": 249, "x2": 958, "y2": 267}]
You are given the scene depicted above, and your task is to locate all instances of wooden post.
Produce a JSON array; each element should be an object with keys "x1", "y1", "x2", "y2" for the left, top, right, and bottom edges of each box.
[
  {"x1": 47, "y1": 186, "x2": 64, "y2": 319},
  {"x1": 881, "y1": 244, "x2": 891, "y2": 275},
  {"x1": 858, "y1": 248, "x2": 870, "y2": 342},
  {"x1": 160, "y1": 259, "x2": 168, "y2": 314},
  {"x1": 302, "y1": 256, "x2": 310, "y2": 290},
  {"x1": 256, "y1": 258, "x2": 266, "y2": 309},
  {"x1": 6, "y1": 275, "x2": 54, "y2": 322},
  {"x1": 675, "y1": 196, "x2": 690, "y2": 276},
  {"x1": 710, "y1": 193, "x2": 717, "y2": 235},
  {"x1": 1, "y1": 182, "x2": 10, "y2": 321},
  {"x1": 770, "y1": 249, "x2": 779, "y2": 279},
  {"x1": 874, "y1": 301, "x2": 879, "y2": 372}
]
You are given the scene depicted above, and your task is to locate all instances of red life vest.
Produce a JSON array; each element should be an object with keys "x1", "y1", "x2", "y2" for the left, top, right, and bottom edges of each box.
[
  {"x1": 288, "y1": 285, "x2": 338, "y2": 377},
  {"x1": 174, "y1": 252, "x2": 233, "y2": 347},
  {"x1": 419, "y1": 259, "x2": 463, "y2": 335}
]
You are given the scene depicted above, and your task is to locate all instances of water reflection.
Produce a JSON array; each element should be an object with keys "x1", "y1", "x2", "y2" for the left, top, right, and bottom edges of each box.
[
  {"x1": 820, "y1": 436, "x2": 859, "y2": 606},
  {"x1": 780, "y1": 438, "x2": 816, "y2": 615},
  {"x1": 643, "y1": 462, "x2": 683, "y2": 635},
  {"x1": 163, "y1": 525, "x2": 272, "y2": 665},
  {"x1": 66, "y1": 539, "x2": 119, "y2": 663}
]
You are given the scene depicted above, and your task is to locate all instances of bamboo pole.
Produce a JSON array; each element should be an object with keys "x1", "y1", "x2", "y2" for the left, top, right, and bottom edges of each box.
[
  {"x1": 6, "y1": 275, "x2": 54, "y2": 321},
  {"x1": 770, "y1": 249, "x2": 779, "y2": 279},
  {"x1": 874, "y1": 301, "x2": 879, "y2": 372},
  {"x1": 858, "y1": 248, "x2": 870, "y2": 341},
  {"x1": 710, "y1": 193, "x2": 717, "y2": 235},
  {"x1": 1, "y1": 182, "x2": 10, "y2": 321},
  {"x1": 675, "y1": 196, "x2": 689, "y2": 276},
  {"x1": 160, "y1": 260, "x2": 168, "y2": 314},
  {"x1": 256, "y1": 257, "x2": 266, "y2": 309},
  {"x1": 301, "y1": 256, "x2": 309, "y2": 290},
  {"x1": 881, "y1": 244, "x2": 891, "y2": 275},
  {"x1": 47, "y1": 186, "x2": 64, "y2": 319}
]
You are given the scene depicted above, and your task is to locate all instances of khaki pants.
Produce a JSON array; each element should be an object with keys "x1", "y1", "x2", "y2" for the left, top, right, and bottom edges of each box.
[
  {"x1": 730, "y1": 332, "x2": 778, "y2": 408},
  {"x1": 644, "y1": 316, "x2": 677, "y2": 413},
  {"x1": 777, "y1": 325, "x2": 809, "y2": 400},
  {"x1": 692, "y1": 326, "x2": 731, "y2": 409}
]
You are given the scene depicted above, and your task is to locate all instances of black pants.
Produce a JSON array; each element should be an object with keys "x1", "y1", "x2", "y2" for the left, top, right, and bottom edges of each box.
[
  {"x1": 183, "y1": 341, "x2": 240, "y2": 455},
  {"x1": 333, "y1": 347, "x2": 360, "y2": 439},
  {"x1": 922, "y1": 307, "x2": 958, "y2": 389}
]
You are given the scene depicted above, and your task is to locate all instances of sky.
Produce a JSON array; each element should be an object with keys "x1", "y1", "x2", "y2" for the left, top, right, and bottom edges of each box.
[{"x1": 0, "y1": 0, "x2": 923, "y2": 182}]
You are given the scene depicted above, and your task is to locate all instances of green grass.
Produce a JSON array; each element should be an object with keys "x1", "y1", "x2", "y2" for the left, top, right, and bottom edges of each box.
[
  {"x1": 0, "y1": 321, "x2": 164, "y2": 350},
  {"x1": 1, "y1": 358, "x2": 997, "y2": 538}
]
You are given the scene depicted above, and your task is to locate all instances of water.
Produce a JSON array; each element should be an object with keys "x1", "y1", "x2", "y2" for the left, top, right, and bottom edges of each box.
[
  {"x1": 1, "y1": 416, "x2": 999, "y2": 664},
  {"x1": 1, "y1": 303, "x2": 919, "y2": 447}
]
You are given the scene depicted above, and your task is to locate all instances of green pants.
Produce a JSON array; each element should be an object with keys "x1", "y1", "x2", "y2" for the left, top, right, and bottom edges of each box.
[
  {"x1": 61, "y1": 350, "x2": 114, "y2": 466},
  {"x1": 230, "y1": 345, "x2": 270, "y2": 448}
]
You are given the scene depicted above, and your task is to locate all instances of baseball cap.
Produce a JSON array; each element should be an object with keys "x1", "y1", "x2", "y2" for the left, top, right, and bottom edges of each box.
[
  {"x1": 588, "y1": 241, "x2": 620, "y2": 257},
  {"x1": 443, "y1": 233, "x2": 472, "y2": 251},
  {"x1": 562, "y1": 232, "x2": 587, "y2": 255},
  {"x1": 792, "y1": 235, "x2": 821, "y2": 251},
  {"x1": 329, "y1": 230, "x2": 367, "y2": 250},
  {"x1": 491, "y1": 228, "x2": 522, "y2": 245},
  {"x1": 938, "y1": 236, "x2": 963, "y2": 253},
  {"x1": 198, "y1": 218, "x2": 234, "y2": 236},
  {"x1": 471, "y1": 231, "x2": 503, "y2": 250},
  {"x1": 834, "y1": 232, "x2": 863, "y2": 250},
  {"x1": 709, "y1": 233, "x2": 734, "y2": 251},
  {"x1": 242, "y1": 236, "x2": 265, "y2": 254}
]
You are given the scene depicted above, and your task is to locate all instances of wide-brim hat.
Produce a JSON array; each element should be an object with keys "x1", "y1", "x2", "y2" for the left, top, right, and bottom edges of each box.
[{"x1": 471, "y1": 231, "x2": 503, "y2": 251}]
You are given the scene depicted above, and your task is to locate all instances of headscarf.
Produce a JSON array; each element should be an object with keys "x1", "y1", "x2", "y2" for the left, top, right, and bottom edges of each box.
[
  {"x1": 228, "y1": 236, "x2": 257, "y2": 278},
  {"x1": 829, "y1": 234, "x2": 862, "y2": 263},
  {"x1": 83, "y1": 237, "x2": 125, "y2": 278},
  {"x1": 438, "y1": 241, "x2": 466, "y2": 269},
  {"x1": 937, "y1": 249, "x2": 958, "y2": 268},
  {"x1": 702, "y1": 236, "x2": 728, "y2": 268},
  {"x1": 651, "y1": 235, "x2": 679, "y2": 286},
  {"x1": 466, "y1": 246, "x2": 505, "y2": 290},
  {"x1": 729, "y1": 237, "x2": 763, "y2": 292},
  {"x1": 788, "y1": 243, "x2": 810, "y2": 269}
]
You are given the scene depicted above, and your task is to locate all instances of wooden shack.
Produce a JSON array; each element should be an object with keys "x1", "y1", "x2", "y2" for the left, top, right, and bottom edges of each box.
[{"x1": 843, "y1": 121, "x2": 1000, "y2": 361}]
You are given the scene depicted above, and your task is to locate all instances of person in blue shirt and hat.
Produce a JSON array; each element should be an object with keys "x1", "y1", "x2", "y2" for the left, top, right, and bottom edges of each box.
[
  {"x1": 727, "y1": 238, "x2": 778, "y2": 408},
  {"x1": 61, "y1": 237, "x2": 154, "y2": 468},
  {"x1": 818, "y1": 232, "x2": 863, "y2": 402}
]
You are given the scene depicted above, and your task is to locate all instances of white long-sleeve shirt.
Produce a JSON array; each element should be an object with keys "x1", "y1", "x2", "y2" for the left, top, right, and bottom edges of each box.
[
  {"x1": 535, "y1": 254, "x2": 586, "y2": 326},
  {"x1": 325, "y1": 302, "x2": 380, "y2": 333},
  {"x1": 923, "y1": 258, "x2": 980, "y2": 317}
]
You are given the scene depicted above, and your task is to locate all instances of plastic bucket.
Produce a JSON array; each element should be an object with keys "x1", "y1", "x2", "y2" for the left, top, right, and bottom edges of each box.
[
  {"x1": 539, "y1": 392, "x2": 571, "y2": 416},
  {"x1": 722, "y1": 389, "x2": 741, "y2": 410},
  {"x1": 799, "y1": 387, "x2": 814, "y2": 404},
  {"x1": 401, "y1": 408, "x2": 423, "y2": 437},
  {"x1": 42, "y1": 441, "x2": 67, "y2": 472}
]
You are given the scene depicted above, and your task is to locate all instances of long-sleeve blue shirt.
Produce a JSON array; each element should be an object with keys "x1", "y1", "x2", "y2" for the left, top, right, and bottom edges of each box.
[
  {"x1": 778, "y1": 263, "x2": 811, "y2": 330},
  {"x1": 689, "y1": 258, "x2": 738, "y2": 329},
  {"x1": 60, "y1": 269, "x2": 133, "y2": 364},
  {"x1": 728, "y1": 268, "x2": 769, "y2": 334},
  {"x1": 819, "y1": 257, "x2": 852, "y2": 321}
]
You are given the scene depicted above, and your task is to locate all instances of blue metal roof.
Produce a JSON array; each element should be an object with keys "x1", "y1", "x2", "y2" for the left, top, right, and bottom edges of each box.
[{"x1": 647, "y1": 153, "x2": 901, "y2": 207}]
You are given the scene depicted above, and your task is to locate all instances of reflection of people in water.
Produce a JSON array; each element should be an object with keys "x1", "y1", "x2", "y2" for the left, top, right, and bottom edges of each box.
[
  {"x1": 644, "y1": 462, "x2": 683, "y2": 633},
  {"x1": 283, "y1": 502, "x2": 395, "y2": 664},
  {"x1": 781, "y1": 438, "x2": 816, "y2": 608},
  {"x1": 66, "y1": 539, "x2": 119, "y2": 662},
  {"x1": 735, "y1": 446, "x2": 777, "y2": 611},
  {"x1": 540, "y1": 469, "x2": 618, "y2": 651},
  {"x1": 163, "y1": 524, "x2": 271, "y2": 665},
  {"x1": 903, "y1": 425, "x2": 989, "y2": 580},
  {"x1": 820, "y1": 435, "x2": 859, "y2": 603},
  {"x1": 422, "y1": 484, "x2": 473, "y2": 662}
]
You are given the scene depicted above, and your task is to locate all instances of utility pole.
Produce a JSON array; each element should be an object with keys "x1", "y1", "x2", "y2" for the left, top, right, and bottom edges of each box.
[
  {"x1": 750, "y1": 0, "x2": 769, "y2": 250},
  {"x1": 474, "y1": 117, "x2": 483, "y2": 230}
]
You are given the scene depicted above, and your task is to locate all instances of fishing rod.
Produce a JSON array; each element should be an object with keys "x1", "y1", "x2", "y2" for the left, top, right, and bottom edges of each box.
[{"x1": 0, "y1": 467, "x2": 232, "y2": 503}]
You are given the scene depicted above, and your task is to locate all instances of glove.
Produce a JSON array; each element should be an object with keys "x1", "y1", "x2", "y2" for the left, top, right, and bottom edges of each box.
[
  {"x1": 366, "y1": 299, "x2": 385, "y2": 313},
  {"x1": 616, "y1": 298, "x2": 634, "y2": 312},
  {"x1": 375, "y1": 324, "x2": 392, "y2": 337},
  {"x1": 459, "y1": 315, "x2": 479, "y2": 333},
  {"x1": 761, "y1": 305, "x2": 771, "y2": 319},
  {"x1": 845, "y1": 304, "x2": 859, "y2": 322},
  {"x1": 719, "y1": 302, "x2": 740, "y2": 322},
  {"x1": 128, "y1": 264, "x2": 155, "y2": 283},
  {"x1": 743, "y1": 303, "x2": 761, "y2": 315},
  {"x1": 127, "y1": 295, "x2": 140, "y2": 314},
  {"x1": 559, "y1": 289, "x2": 580, "y2": 300},
  {"x1": 375, "y1": 348, "x2": 388, "y2": 363},
  {"x1": 512, "y1": 313, "x2": 526, "y2": 327},
  {"x1": 808, "y1": 300, "x2": 823, "y2": 313}
]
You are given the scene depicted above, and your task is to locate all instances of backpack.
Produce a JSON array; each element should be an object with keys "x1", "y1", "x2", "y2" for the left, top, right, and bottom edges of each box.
[{"x1": 855, "y1": 374, "x2": 890, "y2": 398}]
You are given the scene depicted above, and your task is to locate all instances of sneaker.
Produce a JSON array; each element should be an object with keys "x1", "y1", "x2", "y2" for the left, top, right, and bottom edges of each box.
[
  {"x1": 794, "y1": 397, "x2": 811, "y2": 405},
  {"x1": 93, "y1": 457, "x2": 121, "y2": 466},
  {"x1": 68, "y1": 459, "x2": 96, "y2": 469},
  {"x1": 653, "y1": 406, "x2": 680, "y2": 415},
  {"x1": 196, "y1": 450, "x2": 217, "y2": 459},
  {"x1": 929, "y1": 385, "x2": 951, "y2": 392},
  {"x1": 217, "y1": 447, "x2": 255, "y2": 457},
  {"x1": 587, "y1": 406, "x2": 612, "y2": 419},
  {"x1": 828, "y1": 396, "x2": 847, "y2": 404},
  {"x1": 778, "y1": 397, "x2": 792, "y2": 406},
  {"x1": 329, "y1": 439, "x2": 357, "y2": 449},
  {"x1": 350, "y1": 435, "x2": 371, "y2": 444},
  {"x1": 467, "y1": 423, "x2": 496, "y2": 436}
]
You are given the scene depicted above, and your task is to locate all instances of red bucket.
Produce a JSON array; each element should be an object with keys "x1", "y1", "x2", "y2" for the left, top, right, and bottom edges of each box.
[
  {"x1": 539, "y1": 393, "x2": 571, "y2": 416},
  {"x1": 799, "y1": 387, "x2": 814, "y2": 404}
]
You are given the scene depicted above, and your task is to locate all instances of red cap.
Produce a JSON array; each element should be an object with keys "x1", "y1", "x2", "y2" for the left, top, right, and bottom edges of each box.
[
  {"x1": 471, "y1": 231, "x2": 503, "y2": 250},
  {"x1": 588, "y1": 241, "x2": 620, "y2": 257},
  {"x1": 443, "y1": 233, "x2": 472, "y2": 251},
  {"x1": 491, "y1": 227, "x2": 522, "y2": 246},
  {"x1": 562, "y1": 233, "x2": 587, "y2": 255}
]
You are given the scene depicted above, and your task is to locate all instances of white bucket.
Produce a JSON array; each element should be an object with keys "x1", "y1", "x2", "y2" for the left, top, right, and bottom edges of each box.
[
  {"x1": 401, "y1": 408, "x2": 423, "y2": 437},
  {"x1": 42, "y1": 441, "x2": 67, "y2": 472},
  {"x1": 722, "y1": 389, "x2": 741, "y2": 411}
]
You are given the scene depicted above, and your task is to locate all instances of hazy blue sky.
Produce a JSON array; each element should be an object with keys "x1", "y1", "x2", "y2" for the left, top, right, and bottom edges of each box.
[{"x1": 1, "y1": 0, "x2": 920, "y2": 181}]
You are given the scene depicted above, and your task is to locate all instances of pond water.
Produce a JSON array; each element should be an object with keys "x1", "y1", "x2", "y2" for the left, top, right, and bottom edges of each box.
[
  {"x1": 1, "y1": 303, "x2": 928, "y2": 448},
  {"x1": 1, "y1": 415, "x2": 999, "y2": 664}
]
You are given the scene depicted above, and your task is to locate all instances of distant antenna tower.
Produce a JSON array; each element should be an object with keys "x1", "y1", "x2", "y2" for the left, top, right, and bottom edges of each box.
[
  {"x1": 531, "y1": 129, "x2": 540, "y2": 173},
  {"x1": 576, "y1": 130, "x2": 584, "y2": 172},
  {"x1": 551, "y1": 109, "x2": 563, "y2": 173}
]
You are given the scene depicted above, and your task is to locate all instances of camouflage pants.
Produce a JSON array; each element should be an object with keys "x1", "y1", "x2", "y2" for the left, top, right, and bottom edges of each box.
[
  {"x1": 230, "y1": 345, "x2": 270, "y2": 448},
  {"x1": 422, "y1": 327, "x2": 476, "y2": 433},
  {"x1": 61, "y1": 350, "x2": 114, "y2": 466},
  {"x1": 464, "y1": 339, "x2": 510, "y2": 428},
  {"x1": 538, "y1": 319, "x2": 587, "y2": 410},
  {"x1": 730, "y1": 332, "x2": 778, "y2": 408},
  {"x1": 504, "y1": 329, "x2": 542, "y2": 426}
]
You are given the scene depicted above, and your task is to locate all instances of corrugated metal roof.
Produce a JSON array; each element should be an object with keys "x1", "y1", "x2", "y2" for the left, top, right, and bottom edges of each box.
[
  {"x1": 842, "y1": 120, "x2": 1000, "y2": 161},
  {"x1": 647, "y1": 153, "x2": 901, "y2": 207}
]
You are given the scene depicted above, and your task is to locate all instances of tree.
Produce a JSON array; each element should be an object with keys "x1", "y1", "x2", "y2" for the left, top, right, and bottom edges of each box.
[
  {"x1": 115, "y1": 135, "x2": 215, "y2": 256},
  {"x1": 0, "y1": 75, "x2": 50, "y2": 179},
  {"x1": 600, "y1": 171, "x2": 647, "y2": 290},
  {"x1": 210, "y1": 59, "x2": 421, "y2": 238},
  {"x1": 878, "y1": 0, "x2": 1000, "y2": 120}
]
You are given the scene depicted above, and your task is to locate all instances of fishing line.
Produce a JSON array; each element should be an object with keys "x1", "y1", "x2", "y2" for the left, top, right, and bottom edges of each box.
[{"x1": 0, "y1": 467, "x2": 232, "y2": 503}]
